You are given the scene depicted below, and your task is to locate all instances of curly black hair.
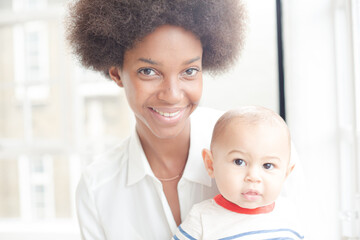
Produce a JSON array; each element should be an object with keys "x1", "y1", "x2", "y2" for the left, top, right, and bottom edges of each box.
[{"x1": 66, "y1": 0, "x2": 247, "y2": 78}]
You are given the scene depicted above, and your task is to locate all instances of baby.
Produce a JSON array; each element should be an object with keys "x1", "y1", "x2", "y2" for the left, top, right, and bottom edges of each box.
[{"x1": 172, "y1": 106, "x2": 304, "y2": 239}]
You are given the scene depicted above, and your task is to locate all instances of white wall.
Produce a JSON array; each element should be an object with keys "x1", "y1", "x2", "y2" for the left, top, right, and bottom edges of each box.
[{"x1": 201, "y1": 0, "x2": 279, "y2": 112}]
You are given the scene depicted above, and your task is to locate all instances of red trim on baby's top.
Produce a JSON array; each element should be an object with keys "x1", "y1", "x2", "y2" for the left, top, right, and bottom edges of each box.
[{"x1": 214, "y1": 194, "x2": 275, "y2": 215}]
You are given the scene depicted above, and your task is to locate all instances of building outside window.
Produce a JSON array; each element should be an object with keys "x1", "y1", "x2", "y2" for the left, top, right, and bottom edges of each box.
[{"x1": 0, "y1": 0, "x2": 132, "y2": 239}]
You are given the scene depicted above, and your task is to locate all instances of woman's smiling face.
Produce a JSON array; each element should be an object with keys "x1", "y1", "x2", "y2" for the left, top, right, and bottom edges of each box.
[{"x1": 109, "y1": 25, "x2": 203, "y2": 139}]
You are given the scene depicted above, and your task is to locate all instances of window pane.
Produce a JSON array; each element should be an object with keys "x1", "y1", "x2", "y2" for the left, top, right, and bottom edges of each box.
[
  {"x1": 0, "y1": 158, "x2": 20, "y2": 218},
  {"x1": 0, "y1": 88, "x2": 25, "y2": 139},
  {"x1": 0, "y1": 26, "x2": 25, "y2": 139},
  {"x1": 0, "y1": 0, "x2": 12, "y2": 10},
  {"x1": 53, "y1": 155, "x2": 71, "y2": 218},
  {"x1": 30, "y1": 85, "x2": 63, "y2": 139},
  {"x1": 1, "y1": 154, "x2": 74, "y2": 220},
  {"x1": 84, "y1": 96, "x2": 132, "y2": 141},
  {"x1": 48, "y1": 0, "x2": 65, "y2": 6},
  {"x1": 353, "y1": 0, "x2": 360, "y2": 199}
]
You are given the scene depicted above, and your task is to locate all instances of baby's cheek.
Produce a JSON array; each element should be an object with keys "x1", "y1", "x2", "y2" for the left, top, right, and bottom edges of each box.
[{"x1": 223, "y1": 176, "x2": 241, "y2": 194}]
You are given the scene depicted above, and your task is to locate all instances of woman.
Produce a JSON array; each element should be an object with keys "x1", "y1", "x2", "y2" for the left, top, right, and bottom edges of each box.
[{"x1": 66, "y1": 0, "x2": 246, "y2": 239}]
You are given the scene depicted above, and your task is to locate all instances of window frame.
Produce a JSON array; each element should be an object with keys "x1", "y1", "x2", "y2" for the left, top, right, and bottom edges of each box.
[{"x1": 334, "y1": 0, "x2": 360, "y2": 238}]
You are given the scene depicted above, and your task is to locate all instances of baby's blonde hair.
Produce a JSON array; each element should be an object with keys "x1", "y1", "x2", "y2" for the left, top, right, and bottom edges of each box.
[{"x1": 211, "y1": 106, "x2": 291, "y2": 153}]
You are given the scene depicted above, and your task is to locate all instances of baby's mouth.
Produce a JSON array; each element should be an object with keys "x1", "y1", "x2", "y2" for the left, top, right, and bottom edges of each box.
[{"x1": 242, "y1": 190, "x2": 261, "y2": 201}]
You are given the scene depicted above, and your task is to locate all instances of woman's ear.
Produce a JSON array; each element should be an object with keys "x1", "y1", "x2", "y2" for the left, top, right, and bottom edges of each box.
[
  {"x1": 109, "y1": 66, "x2": 123, "y2": 87},
  {"x1": 202, "y1": 149, "x2": 215, "y2": 178}
]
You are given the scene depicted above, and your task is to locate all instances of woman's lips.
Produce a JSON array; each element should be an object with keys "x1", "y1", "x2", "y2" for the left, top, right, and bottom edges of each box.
[
  {"x1": 151, "y1": 107, "x2": 181, "y2": 117},
  {"x1": 149, "y1": 107, "x2": 187, "y2": 124}
]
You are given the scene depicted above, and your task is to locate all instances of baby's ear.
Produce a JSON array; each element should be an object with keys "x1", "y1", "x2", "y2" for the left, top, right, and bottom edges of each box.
[
  {"x1": 202, "y1": 149, "x2": 215, "y2": 178},
  {"x1": 286, "y1": 163, "x2": 295, "y2": 179},
  {"x1": 109, "y1": 66, "x2": 124, "y2": 87}
]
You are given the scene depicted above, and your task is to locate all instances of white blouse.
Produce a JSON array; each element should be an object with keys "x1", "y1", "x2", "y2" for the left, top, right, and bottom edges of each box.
[
  {"x1": 76, "y1": 107, "x2": 223, "y2": 240},
  {"x1": 76, "y1": 107, "x2": 304, "y2": 240}
]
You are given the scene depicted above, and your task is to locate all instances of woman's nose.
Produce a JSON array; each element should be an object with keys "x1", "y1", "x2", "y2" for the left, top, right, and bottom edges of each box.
[{"x1": 157, "y1": 76, "x2": 183, "y2": 104}]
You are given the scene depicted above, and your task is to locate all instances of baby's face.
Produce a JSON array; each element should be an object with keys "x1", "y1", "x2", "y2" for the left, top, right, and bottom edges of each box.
[{"x1": 211, "y1": 120, "x2": 291, "y2": 209}]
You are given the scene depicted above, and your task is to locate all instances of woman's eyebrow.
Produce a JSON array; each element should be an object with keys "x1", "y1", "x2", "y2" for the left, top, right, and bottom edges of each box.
[
  {"x1": 183, "y1": 56, "x2": 201, "y2": 65},
  {"x1": 138, "y1": 58, "x2": 160, "y2": 65},
  {"x1": 138, "y1": 56, "x2": 200, "y2": 66}
]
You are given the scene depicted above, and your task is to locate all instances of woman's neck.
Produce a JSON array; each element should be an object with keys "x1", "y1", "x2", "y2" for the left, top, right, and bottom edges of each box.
[{"x1": 136, "y1": 120, "x2": 191, "y2": 179}]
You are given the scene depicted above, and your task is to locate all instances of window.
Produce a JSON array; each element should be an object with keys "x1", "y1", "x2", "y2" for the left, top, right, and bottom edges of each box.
[
  {"x1": 335, "y1": 0, "x2": 360, "y2": 238},
  {"x1": 283, "y1": 0, "x2": 360, "y2": 239},
  {"x1": 0, "y1": 0, "x2": 133, "y2": 239}
]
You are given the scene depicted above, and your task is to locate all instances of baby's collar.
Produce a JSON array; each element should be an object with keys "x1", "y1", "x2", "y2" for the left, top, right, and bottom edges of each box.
[{"x1": 214, "y1": 194, "x2": 275, "y2": 215}]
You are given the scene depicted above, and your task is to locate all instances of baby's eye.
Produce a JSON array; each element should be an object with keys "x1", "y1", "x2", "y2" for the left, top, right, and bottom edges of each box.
[
  {"x1": 263, "y1": 163, "x2": 274, "y2": 170},
  {"x1": 138, "y1": 68, "x2": 156, "y2": 76},
  {"x1": 233, "y1": 159, "x2": 246, "y2": 166}
]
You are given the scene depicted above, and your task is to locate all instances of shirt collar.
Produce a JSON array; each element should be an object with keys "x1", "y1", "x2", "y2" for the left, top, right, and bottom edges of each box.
[
  {"x1": 126, "y1": 107, "x2": 213, "y2": 187},
  {"x1": 127, "y1": 129, "x2": 155, "y2": 186},
  {"x1": 214, "y1": 194, "x2": 275, "y2": 214}
]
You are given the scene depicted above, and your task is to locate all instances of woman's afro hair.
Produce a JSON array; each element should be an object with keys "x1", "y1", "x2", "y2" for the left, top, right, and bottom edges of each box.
[{"x1": 66, "y1": 0, "x2": 247, "y2": 78}]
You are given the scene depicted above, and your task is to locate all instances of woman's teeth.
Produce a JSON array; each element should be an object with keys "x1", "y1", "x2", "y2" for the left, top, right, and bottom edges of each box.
[{"x1": 153, "y1": 108, "x2": 180, "y2": 117}]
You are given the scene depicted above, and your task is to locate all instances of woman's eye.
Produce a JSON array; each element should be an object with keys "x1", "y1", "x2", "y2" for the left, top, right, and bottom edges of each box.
[
  {"x1": 139, "y1": 68, "x2": 156, "y2": 76},
  {"x1": 183, "y1": 68, "x2": 199, "y2": 77},
  {"x1": 263, "y1": 163, "x2": 274, "y2": 170},
  {"x1": 234, "y1": 159, "x2": 246, "y2": 166}
]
